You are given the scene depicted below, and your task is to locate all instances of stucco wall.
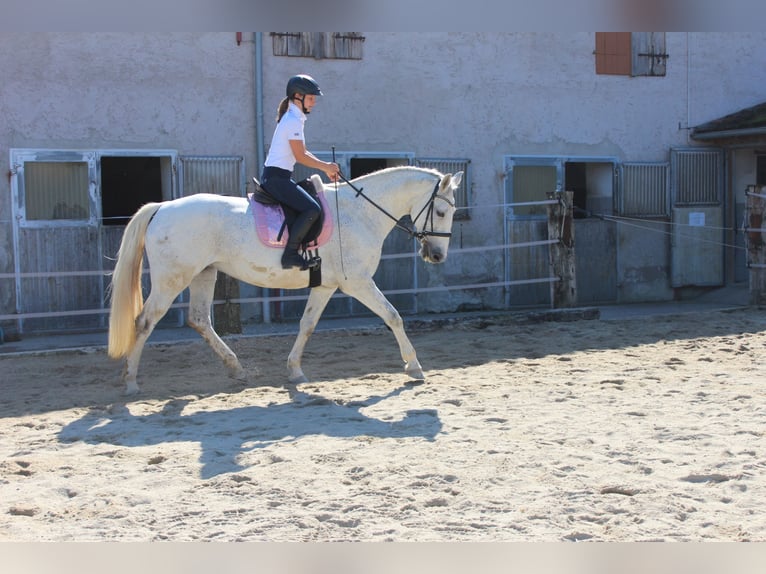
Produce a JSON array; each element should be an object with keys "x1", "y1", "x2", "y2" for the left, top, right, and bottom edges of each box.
[
  {"x1": 0, "y1": 32, "x2": 257, "y2": 318},
  {"x1": 2, "y1": 32, "x2": 766, "y2": 324},
  {"x1": 261, "y1": 32, "x2": 766, "y2": 304}
]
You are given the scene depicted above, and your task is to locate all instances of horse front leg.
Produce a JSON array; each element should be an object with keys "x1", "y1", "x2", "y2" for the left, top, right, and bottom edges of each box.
[
  {"x1": 343, "y1": 279, "x2": 424, "y2": 381},
  {"x1": 287, "y1": 286, "x2": 336, "y2": 384}
]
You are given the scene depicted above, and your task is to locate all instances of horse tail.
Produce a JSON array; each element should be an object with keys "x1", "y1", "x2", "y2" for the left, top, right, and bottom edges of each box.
[{"x1": 107, "y1": 202, "x2": 162, "y2": 359}]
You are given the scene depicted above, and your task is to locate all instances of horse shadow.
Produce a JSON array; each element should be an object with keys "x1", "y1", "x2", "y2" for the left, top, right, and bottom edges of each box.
[{"x1": 58, "y1": 382, "x2": 441, "y2": 479}]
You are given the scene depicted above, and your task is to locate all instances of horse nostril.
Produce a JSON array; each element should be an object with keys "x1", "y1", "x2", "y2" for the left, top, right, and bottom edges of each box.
[{"x1": 431, "y1": 252, "x2": 442, "y2": 263}]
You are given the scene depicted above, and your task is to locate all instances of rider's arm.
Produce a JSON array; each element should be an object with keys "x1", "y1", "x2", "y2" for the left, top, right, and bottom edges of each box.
[{"x1": 289, "y1": 139, "x2": 339, "y2": 181}]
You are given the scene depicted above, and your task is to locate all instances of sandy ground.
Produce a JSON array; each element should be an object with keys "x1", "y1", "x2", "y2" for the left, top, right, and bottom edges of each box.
[{"x1": 1, "y1": 307, "x2": 765, "y2": 542}]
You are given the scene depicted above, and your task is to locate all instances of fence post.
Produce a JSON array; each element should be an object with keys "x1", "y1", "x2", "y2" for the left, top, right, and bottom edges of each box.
[
  {"x1": 213, "y1": 273, "x2": 242, "y2": 335},
  {"x1": 547, "y1": 190, "x2": 577, "y2": 308},
  {"x1": 747, "y1": 185, "x2": 766, "y2": 306}
]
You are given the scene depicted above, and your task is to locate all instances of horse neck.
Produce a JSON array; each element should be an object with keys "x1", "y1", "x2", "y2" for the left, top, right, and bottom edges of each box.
[{"x1": 362, "y1": 169, "x2": 433, "y2": 220}]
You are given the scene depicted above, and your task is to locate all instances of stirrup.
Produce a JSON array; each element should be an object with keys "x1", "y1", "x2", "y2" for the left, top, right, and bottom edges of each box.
[
  {"x1": 305, "y1": 255, "x2": 321, "y2": 269},
  {"x1": 281, "y1": 249, "x2": 308, "y2": 270}
]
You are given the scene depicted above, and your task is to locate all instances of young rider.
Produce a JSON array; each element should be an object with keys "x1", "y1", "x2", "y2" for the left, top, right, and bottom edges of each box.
[{"x1": 261, "y1": 74, "x2": 340, "y2": 269}]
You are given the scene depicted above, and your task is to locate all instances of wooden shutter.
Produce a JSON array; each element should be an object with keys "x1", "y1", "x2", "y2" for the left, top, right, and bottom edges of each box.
[{"x1": 595, "y1": 32, "x2": 632, "y2": 75}]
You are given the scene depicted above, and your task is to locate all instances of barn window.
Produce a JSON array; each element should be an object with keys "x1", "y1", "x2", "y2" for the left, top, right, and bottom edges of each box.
[
  {"x1": 619, "y1": 162, "x2": 669, "y2": 217},
  {"x1": 510, "y1": 164, "x2": 558, "y2": 218},
  {"x1": 595, "y1": 32, "x2": 667, "y2": 76},
  {"x1": 271, "y1": 32, "x2": 365, "y2": 60},
  {"x1": 100, "y1": 156, "x2": 164, "y2": 226},
  {"x1": 757, "y1": 153, "x2": 766, "y2": 185},
  {"x1": 506, "y1": 156, "x2": 616, "y2": 219},
  {"x1": 415, "y1": 158, "x2": 472, "y2": 220},
  {"x1": 565, "y1": 161, "x2": 616, "y2": 218},
  {"x1": 24, "y1": 161, "x2": 90, "y2": 221}
]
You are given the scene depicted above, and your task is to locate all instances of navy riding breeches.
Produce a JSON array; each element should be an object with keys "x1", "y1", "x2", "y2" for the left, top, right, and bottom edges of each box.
[{"x1": 261, "y1": 166, "x2": 321, "y2": 215}]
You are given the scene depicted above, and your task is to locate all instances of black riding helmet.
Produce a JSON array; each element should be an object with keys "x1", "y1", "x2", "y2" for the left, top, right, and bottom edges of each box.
[
  {"x1": 286, "y1": 74, "x2": 322, "y2": 114},
  {"x1": 286, "y1": 74, "x2": 323, "y2": 97}
]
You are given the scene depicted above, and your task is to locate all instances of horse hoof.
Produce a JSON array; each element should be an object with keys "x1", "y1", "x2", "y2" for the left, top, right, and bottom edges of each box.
[
  {"x1": 228, "y1": 367, "x2": 248, "y2": 381},
  {"x1": 405, "y1": 369, "x2": 425, "y2": 381},
  {"x1": 124, "y1": 386, "x2": 140, "y2": 396}
]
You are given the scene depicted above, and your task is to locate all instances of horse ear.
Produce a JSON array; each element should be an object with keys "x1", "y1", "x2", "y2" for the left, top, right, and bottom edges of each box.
[{"x1": 441, "y1": 171, "x2": 463, "y2": 192}]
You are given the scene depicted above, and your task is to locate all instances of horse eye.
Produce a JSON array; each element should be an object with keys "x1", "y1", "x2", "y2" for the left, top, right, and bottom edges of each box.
[{"x1": 436, "y1": 210, "x2": 446, "y2": 218}]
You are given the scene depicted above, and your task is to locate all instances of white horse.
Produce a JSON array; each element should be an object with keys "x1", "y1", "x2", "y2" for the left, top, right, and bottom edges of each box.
[{"x1": 108, "y1": 166, "x2": 463, "y2": 395}]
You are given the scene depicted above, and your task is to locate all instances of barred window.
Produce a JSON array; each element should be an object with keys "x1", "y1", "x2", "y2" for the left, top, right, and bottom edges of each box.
[
  {"x1": 415, "y1": 158, "x2": 472, "y2": 220},
  {"x1": 619, "y1": 162, "x2": 669, "y2": 217}
]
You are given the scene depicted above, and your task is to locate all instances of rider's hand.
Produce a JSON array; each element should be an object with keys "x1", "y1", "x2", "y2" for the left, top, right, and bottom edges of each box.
[{"x1": 324, "y1": 162, "x2": 340, "y2": 182}]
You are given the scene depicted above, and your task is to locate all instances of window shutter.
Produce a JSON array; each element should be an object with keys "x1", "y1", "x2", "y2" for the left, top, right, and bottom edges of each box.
[
  {"x1": 595, "y1": 32, "x2": 632, "y2": 75},
  {"x1": 632, "y1": 33, "x2": 667, "y2": 76},
  {"x1": 271, "y1": 33, "x2": 365, "y2": 60}
]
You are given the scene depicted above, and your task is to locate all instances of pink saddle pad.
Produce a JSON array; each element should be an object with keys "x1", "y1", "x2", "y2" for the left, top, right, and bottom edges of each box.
[{"x1": 249, "y1": 190, "x2": 333, "y2": 248}]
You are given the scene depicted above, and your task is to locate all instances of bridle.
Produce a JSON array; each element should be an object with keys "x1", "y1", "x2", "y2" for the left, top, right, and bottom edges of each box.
[{"x1": 336, "y1": 170, "x2": 455, "y2": 243}]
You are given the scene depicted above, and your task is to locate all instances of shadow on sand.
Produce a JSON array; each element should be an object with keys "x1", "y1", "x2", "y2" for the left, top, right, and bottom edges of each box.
[{"x1": 58, "y1": 382, "x2": 441, "y2": 479}]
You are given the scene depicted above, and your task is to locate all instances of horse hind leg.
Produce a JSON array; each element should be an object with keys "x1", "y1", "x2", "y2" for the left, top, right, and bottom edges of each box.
[
  {"x1": 187, "y1": 267, "x2": 246, "y2": 381},
  {"x1": 122, "y1": 286, "x2": 179, "y2": 395}
]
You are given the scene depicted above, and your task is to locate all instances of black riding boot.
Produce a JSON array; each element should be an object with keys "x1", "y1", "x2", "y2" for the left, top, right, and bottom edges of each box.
[{"x1": 282, "y1": 210, "x2": 318, "y2": 269}]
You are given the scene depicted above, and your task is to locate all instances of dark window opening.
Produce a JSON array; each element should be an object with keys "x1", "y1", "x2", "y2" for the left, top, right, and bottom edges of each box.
[
  {"x1": 757, "y1": 154, "x2": 766, "y2": 186},
  {"x1": 564, "y1": 161, "x2": 614, "y2": 218},
  {"x1": 350, "y1": 157, "x2": 389, "y2": 178},
  {"x1": 565, "y1": 162, "x2": 588, "y2": 218},
  {"x1": 101, "y1": 156, "x2": 162, "y2": 226}
]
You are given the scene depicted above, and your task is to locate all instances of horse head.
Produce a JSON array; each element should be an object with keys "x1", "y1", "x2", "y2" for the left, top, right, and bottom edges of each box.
[{"x1": 413, "y1": 171, "x2": 463, "y2": 264}]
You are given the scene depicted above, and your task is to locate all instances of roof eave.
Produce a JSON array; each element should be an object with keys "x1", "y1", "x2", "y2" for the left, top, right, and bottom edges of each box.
[{"x1": 691, "y1": 126, "x2": 766, "y2": 141}]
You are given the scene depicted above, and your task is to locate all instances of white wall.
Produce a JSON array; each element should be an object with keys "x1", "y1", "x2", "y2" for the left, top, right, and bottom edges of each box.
[
  {"x1": 261, "y1": 32, "x2": 766, "y2": 300},
  {"x1": 2, "y1": 32, "x2": 766, "y2": 318}
]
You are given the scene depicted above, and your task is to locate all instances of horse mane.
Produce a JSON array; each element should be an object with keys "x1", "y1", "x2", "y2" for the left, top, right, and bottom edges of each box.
[{"x1": 349, "y1": 165, "x2": 443, "y2": 187}]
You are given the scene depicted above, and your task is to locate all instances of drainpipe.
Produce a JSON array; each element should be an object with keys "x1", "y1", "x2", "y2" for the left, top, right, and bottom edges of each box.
[
  {"x1": 255, "y1": 32, "x2": 265, "y2": 179},
  {"x1": 254, "y1": 32, "x2": 272, "y2": 324}
]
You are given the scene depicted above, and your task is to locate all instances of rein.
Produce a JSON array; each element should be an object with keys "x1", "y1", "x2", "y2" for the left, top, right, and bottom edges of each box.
[{"x1": 336, "y1": 170, "x2": 454, "y2": 242}]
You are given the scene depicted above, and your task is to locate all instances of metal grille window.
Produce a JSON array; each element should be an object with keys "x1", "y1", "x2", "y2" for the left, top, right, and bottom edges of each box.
[
  {"x1": 619, "y1": 162, "x2": 669, "y2": 216},
  {"x1": 670, "y1": 148, "x2": 723, "y2": 205},
  {"x1": 271, "y1": 32, "x2": 364, "y2": 60},
  {"x1": 180, "y1": 156, "x2": 245, "y2": 197},
  {"x1": 415, "y1": 158, "x2": 471, "y2": 220}
]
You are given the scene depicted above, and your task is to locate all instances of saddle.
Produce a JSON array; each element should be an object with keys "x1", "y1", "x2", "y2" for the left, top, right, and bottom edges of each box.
[
  {"x1": 250, "y1": 175, "x2": 332, "y2": 246},
  {"x1": 249, "y1": 175, "x2": 332, "y2": 287}
]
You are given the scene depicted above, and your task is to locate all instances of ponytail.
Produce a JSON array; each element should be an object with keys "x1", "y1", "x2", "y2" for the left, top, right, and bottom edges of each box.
[{"x1": 276, "y1": 97, "x2": 290, "y2": 122}]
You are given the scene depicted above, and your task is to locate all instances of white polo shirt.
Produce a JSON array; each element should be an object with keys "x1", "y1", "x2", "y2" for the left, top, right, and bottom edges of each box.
[{"x1": 264, "y1": 102, "x2": 306, "y2": 171}]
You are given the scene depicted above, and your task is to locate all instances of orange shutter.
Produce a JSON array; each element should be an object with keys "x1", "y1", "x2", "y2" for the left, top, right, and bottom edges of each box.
[{"x1": 595, "y1": 32, "x2": 632, "y2": 75}]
